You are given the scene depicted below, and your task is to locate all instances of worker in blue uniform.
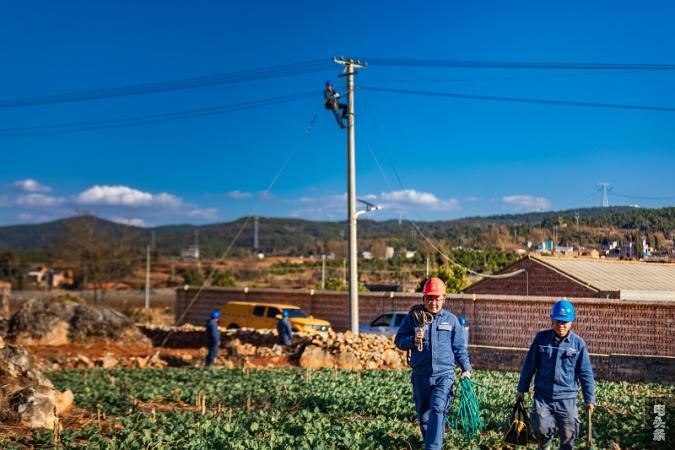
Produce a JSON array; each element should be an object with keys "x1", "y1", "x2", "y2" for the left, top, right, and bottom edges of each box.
[
  {"x1": 395, "y1": 277, "x2": 472, "y2": 450},
  {"x1": 516, "y1": 299, "x2": 596, "y2": 450},
  {"x1": 276, "y1": 309, "x2": 293, "y2": 346},
  {"x1": 204, "y1": 310, "x2": 221, "y2": 367}
]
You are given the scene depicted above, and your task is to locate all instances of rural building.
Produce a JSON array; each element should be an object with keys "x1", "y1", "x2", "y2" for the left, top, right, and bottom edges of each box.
[{"x1": 464, "y1": 255, "x2": 675, "y2": 300}]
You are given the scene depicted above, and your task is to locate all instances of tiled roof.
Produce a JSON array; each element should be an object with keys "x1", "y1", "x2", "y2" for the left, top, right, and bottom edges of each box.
[{"x1": 534, "y1": 256, "x2": 675, "y2": 300}]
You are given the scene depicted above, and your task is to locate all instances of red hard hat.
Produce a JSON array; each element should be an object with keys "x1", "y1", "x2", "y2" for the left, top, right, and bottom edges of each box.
[{"x1": 423, "y1": 277, "x2": 446, "y2": 296}]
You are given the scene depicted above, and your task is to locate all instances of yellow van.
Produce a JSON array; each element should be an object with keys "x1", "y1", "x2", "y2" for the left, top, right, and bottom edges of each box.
[{"x1": 220, "y1": 301, "x2": 331, "y2": 332}]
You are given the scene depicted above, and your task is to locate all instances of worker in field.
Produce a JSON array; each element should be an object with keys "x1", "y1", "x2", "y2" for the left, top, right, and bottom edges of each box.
[
  {"x1": 204, "y1": 310, "x2": 221, "y2": 367},
  {"x1": 276, "y1": 309, "x2": 293, "y2": 347},
  {"x1": 323, "y1": 80, "x2": 348, "y2": 129},
  {"x1": 394, "y1": 277, "x2": 472, "y2": 450},
  {"x1": 516, "y1": 299, "x2": 596, "y2": 450}
]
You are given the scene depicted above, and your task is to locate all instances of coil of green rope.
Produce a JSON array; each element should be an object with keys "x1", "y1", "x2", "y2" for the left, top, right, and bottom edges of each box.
[{"x1": 448, "y1": 377, "x2": 488, "y2": 438}]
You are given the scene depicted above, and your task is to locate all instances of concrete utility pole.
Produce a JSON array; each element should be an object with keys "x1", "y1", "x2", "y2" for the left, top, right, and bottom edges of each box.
[
  {"x1": 145, "y1": 245, "x2": 151, "y2": 309},
  {"x1": 321, "y1": 254, "x2": 326, "y2": 290},
  {"x1": 334, "y1": 56, "x2": 367, "y2": 334}
]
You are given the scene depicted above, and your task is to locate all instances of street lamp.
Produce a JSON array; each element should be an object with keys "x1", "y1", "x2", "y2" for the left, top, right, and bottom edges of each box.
[{"x1": 356, "y1": 199, "x2": 382, "y2": 217}]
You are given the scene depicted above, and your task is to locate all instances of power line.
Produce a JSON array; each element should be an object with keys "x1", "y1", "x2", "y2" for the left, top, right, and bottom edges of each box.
[
  {"x1": 365, "y1": 57, "x2": 675, "y2": 71},
  {"x1": 612, "y1": 192, "x2": 675, "y2": 201},
  {"x1": 0, "y1": 91, "x2": 317, "y2": 136},
  {"x1": 0, "y1": 60, "x2": 333, "y2": 109},
  {"x1": 361, "y1": 86, "x2": 675, "y2": 112}
]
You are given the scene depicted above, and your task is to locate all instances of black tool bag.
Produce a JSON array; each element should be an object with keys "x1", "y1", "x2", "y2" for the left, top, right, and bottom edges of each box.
[{"x1": 504, "y1": 398, "x2": 537, "y2": 446}]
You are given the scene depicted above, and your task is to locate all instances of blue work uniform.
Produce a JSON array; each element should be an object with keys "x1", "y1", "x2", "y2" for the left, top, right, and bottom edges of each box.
[
  {"x1": 204, "y1": 318, "x2": 221, "y2": 367},
  {"x1": 517, "y1": 330, "x2": 595, "y2": 450},
  {"x1": 395, "y1": 309, "x2": 471, "y2": 450},
  {"x1": 277, "y1": 317, "x2": 293, "y2": 346}
]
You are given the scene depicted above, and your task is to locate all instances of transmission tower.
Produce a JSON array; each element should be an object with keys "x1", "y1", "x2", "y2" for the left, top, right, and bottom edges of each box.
[{"x1": 597, "y1": 182, "x2": 612, "y2": 207}]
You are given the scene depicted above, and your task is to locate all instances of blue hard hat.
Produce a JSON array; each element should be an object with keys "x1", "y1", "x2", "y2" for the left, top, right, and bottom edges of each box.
[
  {"x1": 211, "y1": 310, "x2": 221, "y2": 319},
  {"x1": 325, "y1": 80, "x2": 332, "y2": 87},
  {"x1": 282, "y1": 310, "x2": 289, "y2": 318},
  {"x1": 458, "y1": 316, "x2": 466, "y2": 326},
  {"x1": 550, "y1": 299, "x2": 575, "y2": 322}
]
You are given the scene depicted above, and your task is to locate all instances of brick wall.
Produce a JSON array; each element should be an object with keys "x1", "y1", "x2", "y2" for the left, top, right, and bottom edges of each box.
[
  {"x1": 469, "y1": 345, "x2": 675, "y2": 384},
  {"x1": 176, "y1": 287, "x2": 674, "y2": 356},
  {"x1": 464, "y1": 257, "x2": 617, "y2": 298}
]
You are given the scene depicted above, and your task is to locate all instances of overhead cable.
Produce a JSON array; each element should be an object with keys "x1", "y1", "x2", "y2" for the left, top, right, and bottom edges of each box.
[
  {"x1": 0, "y1": 91, "x2": 317, "y2": 136},
  {"x1": 363, "y1": 113, "x2": 524, "y2": 279},
  {"x1": 365, "y1": 57, "x2": 675, "y2": 71},
  {"x1": 361, "y1": 86, "x2": 675, "y2": 113},
  {"x1": 0, "y1": 60, "x2": 333, "y2": 109}
]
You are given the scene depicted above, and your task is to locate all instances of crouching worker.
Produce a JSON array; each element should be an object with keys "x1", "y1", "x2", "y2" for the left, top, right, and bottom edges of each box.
[
  {"x1": 205, "y1": 310, "x2": 221, "y2": 367},
  {"x1": 395, "y1": 277, "x2": 471, "y2": 450},
  {"x1": 516, "y1": 299, "x2": 596, "y2": 450}
]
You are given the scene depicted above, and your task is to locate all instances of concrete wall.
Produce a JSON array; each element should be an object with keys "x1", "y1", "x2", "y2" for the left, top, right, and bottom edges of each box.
[{"x1": 176, "y1": 287, "x2": 674, "y2": 357}]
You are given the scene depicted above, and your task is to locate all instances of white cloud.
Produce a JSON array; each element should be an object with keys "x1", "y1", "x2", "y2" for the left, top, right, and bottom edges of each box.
[
  {"x1": 379, "y1": 189, "x2": 460, "y2": 211},
  {"x1": 187, "y1": 208, "x2": 218, "y2": 220},
  {"x1": 15, "y1": 194, "x2": 65, "y2": 207},
  {"x1": 501, "y1": 195, "x2": 551, "y2": 211},
  {"x1": 74, "y1": 185, "x2": 181, "y2": 207},
  {"x1": 225, "y1": 190, "x2": 252, "y2": 199},
  {"x1": 110, "y1": 217, "x2": 148, "y2": 227},
  {"x1": 12, "y1": 179, "x2": 51, "y2": 193}
]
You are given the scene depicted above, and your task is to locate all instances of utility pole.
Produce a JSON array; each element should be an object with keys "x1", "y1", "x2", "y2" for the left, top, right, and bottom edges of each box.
[
  {"x1": 426, "y1": 256, "x2": 430, "y2": 277},
  {"x1": 334, "y1": 56, "x2": 367, "y2": 334},
  {"x1": 145, "y1": 245, "x2": 151, "y2": 309},
  {"x1": 253, "y1": 216, "x2": 259, "y2": 251},
  {"x1": 321, "y1": 254, "x2": 326, "y2": 290}
]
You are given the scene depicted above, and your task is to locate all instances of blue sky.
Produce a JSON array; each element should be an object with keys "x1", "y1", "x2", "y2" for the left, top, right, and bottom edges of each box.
[{"x1": 1, "y1": 0, "x2": 674, "y2": 226}]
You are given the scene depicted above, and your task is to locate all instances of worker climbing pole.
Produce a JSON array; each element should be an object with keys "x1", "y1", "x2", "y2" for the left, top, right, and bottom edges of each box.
[{"x1": 331, "y1": 57, "x2": 366, "y2": 335}]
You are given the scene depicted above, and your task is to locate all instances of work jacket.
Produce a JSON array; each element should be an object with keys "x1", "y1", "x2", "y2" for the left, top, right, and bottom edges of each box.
[
  {"x1": 277, "y1": 318, "x2": 293, "y2": 345},
  {"x1": 517, "y1": 329, "x2": 596, "y2": 404},
  {"x1": 395, "y1": 309, "x2": 471, "y2": 377},
  {"x1": 205, "y1": 319, "x2": 220, "y2": 347}
]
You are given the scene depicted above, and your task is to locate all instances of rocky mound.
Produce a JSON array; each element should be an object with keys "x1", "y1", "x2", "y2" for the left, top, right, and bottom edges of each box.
[
  {"x1": 6, "y1": 299, "x2": 149, "y2": 346},
  {"x1": 141, "y1": 325, "x2": 407, "y2": 370},
  {"x1": 0, "y1": 336, "x2": 73, "y2": 429}
]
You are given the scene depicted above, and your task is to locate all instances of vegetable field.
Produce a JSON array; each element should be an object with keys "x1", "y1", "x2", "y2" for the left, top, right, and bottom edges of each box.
[{"x1": 3, "y1": 368, "x2": 672, "y2": 449}]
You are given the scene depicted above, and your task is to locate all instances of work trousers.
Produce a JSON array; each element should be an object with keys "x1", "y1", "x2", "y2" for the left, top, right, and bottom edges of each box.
[
  {"x1": 530, "y1": 394, "x2": 579, "y2": 450},
  {"x1": 412, "y1": 373, "x2": 454, "y2": 450},
  {"x1": 205, "y1": 344, "x2": 218, "y2": 367}
]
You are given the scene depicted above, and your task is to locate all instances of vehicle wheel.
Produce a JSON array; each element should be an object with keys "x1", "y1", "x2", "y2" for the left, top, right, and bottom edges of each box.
[
  {"x1": 227, "y1": 323, "x2": 240, "y2": 329},
  {"x1": 292, "y1": 327, "x2": 300, "y2": 332}
]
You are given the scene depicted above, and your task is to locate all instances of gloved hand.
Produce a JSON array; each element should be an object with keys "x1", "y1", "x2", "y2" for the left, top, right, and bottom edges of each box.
[
  {"x1": 515, "y1": 392, "x2": 525, "y2": 401},
  {"x1": 460, "y1": 371, "x2": 471, "y2": 379}
]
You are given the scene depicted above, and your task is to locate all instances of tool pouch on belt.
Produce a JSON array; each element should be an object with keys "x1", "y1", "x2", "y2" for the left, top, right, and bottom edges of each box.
[{"x1": 504, "y1": 398, "x2": 537, "y2": 446}]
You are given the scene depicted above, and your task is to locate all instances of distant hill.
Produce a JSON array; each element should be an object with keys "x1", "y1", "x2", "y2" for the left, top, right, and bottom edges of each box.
[{"x1": 0, "y1": 206, "x2": 673, "y2": 257}]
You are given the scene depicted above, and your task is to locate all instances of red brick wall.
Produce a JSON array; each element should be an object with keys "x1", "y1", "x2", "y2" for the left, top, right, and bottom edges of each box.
[
  {"x1": 469, "y1": 345, "x2": 675, "y2": 384},
  {"x1": 176, "y1": 287, "x2": 674, "y2": 356},
  {"x1": 463, "y1": 257, "x2": 617, "y2": 298}
]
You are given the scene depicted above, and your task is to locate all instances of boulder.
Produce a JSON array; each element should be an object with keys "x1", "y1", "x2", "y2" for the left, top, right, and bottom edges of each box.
[
  {"x1": 7, "y1": 385, "x2": 73, "y2": 429},
  {"x1": 299, "y1": 345, "x2": 335, "y2": 369},
  {"x1": 0, "y1": 341, "x2": 75, "y2": 429},
  {"x1": 336, "y1": 350, "x2": 362, "y2": 370},
  {"x1": 7, "y1": 299, "x2": 149, "y2": 346},
  {"x1": 382, "y1": 349, "x2": 405, "y2": 369}
]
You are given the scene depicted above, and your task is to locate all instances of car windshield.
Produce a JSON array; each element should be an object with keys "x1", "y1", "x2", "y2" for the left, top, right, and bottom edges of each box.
[{"x1": 283, "y1": 309, "x2": 308, "y2": 318}]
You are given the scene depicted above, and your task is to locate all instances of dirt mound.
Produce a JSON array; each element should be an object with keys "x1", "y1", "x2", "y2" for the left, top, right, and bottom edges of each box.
[{"x1": 6, "y1": 299, "x2": 149, "y2": 345}]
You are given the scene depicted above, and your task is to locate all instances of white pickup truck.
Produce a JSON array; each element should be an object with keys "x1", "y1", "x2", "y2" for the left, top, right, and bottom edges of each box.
[{"x1": 358, "y1": 311, "x2": 409, "y2": 336}]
